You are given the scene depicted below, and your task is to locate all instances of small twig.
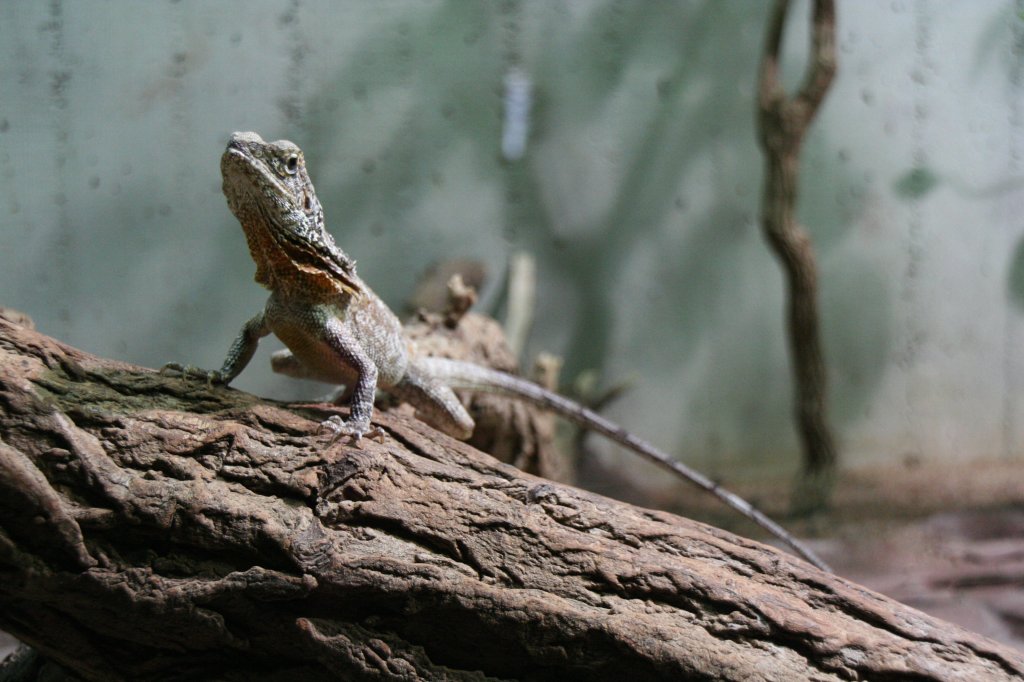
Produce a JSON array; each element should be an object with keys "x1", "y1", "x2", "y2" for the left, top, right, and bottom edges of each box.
[{"x1": 503, "y1": 250, "x2": 537, "y2": 361}]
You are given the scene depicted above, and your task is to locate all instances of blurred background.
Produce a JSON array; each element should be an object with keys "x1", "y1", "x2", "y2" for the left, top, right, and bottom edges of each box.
[{"x1": 2, "y1": 0, "x2": 1023, "y2": 650}]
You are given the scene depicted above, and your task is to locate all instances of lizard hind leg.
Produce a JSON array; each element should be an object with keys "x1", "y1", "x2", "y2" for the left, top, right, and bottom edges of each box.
[
  {"x1": 270, "y1": 348, "x2": 319, "y2": 380},
  {"x1": 270, "y1": 349, "x2": 352, "y2": 403},
  {"x1": 391, "y1": 361, "x2": 475, "y2": 440}
]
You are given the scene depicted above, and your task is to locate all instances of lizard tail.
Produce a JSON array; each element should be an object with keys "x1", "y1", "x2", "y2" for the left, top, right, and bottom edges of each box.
[{"x1": 418, "y1": 356, "x2": 831, "y2": 573}]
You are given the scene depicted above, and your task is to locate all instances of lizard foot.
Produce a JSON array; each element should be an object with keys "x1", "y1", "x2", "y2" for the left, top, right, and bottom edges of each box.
[
  {"x1": 320, "y1": 415, "x2": 385, "y2": 444},
  {"x1": 160, "y1": 362, "x2": 226, "y2": 388}
]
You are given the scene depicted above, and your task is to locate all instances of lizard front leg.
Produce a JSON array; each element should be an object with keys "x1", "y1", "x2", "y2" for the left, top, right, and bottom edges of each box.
[
  {"x1": 315, "y1": 316, "x2": 381, "y2": 441},
  {"x1": 163, "y1": 312, "x2": 270, "y2": 385}
]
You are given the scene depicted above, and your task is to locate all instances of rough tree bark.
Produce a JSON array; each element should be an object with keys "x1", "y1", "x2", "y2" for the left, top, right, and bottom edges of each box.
[
  {"x1": 757, "y1": 0, "x2": 840, "y2": 514},
  {"x1": 1, "y1": 316, "x2": 1022, "y2": 681}
]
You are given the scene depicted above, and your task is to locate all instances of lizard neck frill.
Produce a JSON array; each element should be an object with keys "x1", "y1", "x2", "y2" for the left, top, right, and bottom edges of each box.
[
  {"x1": 234, "y1": 202, "x2": 279, "y2": 291},
  {"x1": 239, "y1": 208, "x2": 361, "y2": 303}
]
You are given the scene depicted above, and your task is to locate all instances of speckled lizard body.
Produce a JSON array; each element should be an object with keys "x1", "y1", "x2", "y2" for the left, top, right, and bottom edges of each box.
[{"x1": 164, "y1": 132, "x2": 829, "y2": 571}]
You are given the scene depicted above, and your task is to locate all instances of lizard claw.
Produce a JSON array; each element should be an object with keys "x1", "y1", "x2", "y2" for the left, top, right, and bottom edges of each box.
[
  {"x1": 160, "y1": 362, "x2": 227, "y2": 388},
  {"x1": 320, "y1": 415, "x2": 385, "y2": 444}
]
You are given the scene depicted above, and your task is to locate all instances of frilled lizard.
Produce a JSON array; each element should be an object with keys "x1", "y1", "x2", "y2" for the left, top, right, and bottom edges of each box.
[{"x1": 164, "y1": 132, "x2": 829, "y2": 571}]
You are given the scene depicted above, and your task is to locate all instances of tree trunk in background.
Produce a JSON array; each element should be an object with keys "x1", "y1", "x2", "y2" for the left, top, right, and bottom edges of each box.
[
  {"x1": 756, "y1": 0, "x2": 840, "y2": 514},
  {"x1": 2, "y1": 318, "x2": 1023, "y2": 680}
]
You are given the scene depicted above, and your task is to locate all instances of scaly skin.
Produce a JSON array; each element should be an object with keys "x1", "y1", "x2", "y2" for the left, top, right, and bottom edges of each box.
[
  {"x1": 164, "y1": 132, "x2": 830, "y2": 572},
  {"x1": 167, "y1": 132, "x2": 473, "y2": 440}
]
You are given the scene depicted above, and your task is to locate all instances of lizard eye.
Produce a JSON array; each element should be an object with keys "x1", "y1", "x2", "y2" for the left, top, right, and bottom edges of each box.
[{"x1": 285, "y1": 155, "x2": 298, "y2": 174}]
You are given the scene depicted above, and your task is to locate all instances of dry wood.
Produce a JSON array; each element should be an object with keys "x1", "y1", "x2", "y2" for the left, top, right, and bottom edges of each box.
[
  {"x1": 757, "y1": 0, "x2": 840, "y2": 513},
  {"x1": 1, "y1": 317, "x2": 1022, "y2": 681}
]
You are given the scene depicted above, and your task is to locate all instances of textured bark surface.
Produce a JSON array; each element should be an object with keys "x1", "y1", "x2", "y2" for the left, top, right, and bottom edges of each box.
[{"x1": 1, "y1": 317, "x2": 1023, "y2": 681}]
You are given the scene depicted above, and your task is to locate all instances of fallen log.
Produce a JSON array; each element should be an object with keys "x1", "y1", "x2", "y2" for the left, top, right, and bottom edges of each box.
[{"x1": 0, "y1": 316, "x2": 1021, "y2": 681}]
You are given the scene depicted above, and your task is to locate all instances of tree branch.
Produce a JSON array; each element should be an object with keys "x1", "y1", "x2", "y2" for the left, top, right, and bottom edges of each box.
[
  {"x1": 756, "y1": 0, "x2": 840, "y2": 513},
  {"x1": 1, "y1": 317, "x2": 1021, "y2": 680}
]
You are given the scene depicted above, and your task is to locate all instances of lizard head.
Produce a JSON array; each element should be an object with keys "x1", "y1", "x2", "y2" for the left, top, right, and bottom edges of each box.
[{"x1": 221, "y1": 131, "x2": 361, "y2": 298}]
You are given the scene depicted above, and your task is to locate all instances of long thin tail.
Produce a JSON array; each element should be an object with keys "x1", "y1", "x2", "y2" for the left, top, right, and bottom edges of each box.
[{"x1": 420, "y1": 357, "x2": 830, "y2": 572}]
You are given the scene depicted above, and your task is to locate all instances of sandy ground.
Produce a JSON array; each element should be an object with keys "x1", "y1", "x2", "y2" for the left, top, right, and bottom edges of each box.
[{"x1": 819, "y1": 506, "x2": 1024, "y2": 651}]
